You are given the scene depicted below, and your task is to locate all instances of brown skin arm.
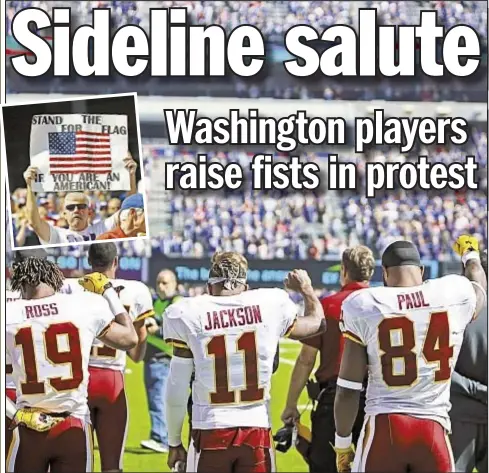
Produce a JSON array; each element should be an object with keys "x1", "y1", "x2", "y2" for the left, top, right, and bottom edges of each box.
[
  {"x1": 282, "y1": 344, "x2": 318, "y2": 424},
  {"x1": 288, "y1": 289, "x2": 325, "y2": 340},
  {"x1": 127, "y1": 319, "x2": 148, "y2": 362},
  {"x1": 334, "y1": 339, "x2": 367, "y2": 438},
  {"x1": 98, "y1": 312, "x2": 138, "y2": 350},
  {"x1": 464, "y1": 259, "x2": 488, "y2": 319}
]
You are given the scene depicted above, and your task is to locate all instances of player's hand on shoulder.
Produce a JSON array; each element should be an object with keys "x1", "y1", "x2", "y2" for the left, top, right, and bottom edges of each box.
[
  {"x1": 168, "y1": 445, "x2": 187, "y2": 472},
  {"x1": 23, "y1": 166, "x2": 38, "y2": 187},
  {"x1": 284, "y1": 269, "x2": 313, "y2": 293},
  {"x1": 11, "y1": 408, "x2": 64, "y2": 432},
  {"x1": 453, "y1": 234, "x2": 479, "y2": 257},
  {"x1": 78, "y1": 272, "x2": 112, "y2": 295}
]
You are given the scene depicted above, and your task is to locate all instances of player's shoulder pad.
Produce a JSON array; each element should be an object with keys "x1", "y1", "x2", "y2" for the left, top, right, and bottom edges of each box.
[
  {"x1": 164, "y1": 296, "x2": 190, "y2": 319},
  {"x1": 114, "y1": 278, "x2": 150, "y2": 295},
  {"x1": 6, "y1": 298, "x2": 25, "y2": 325},
  {"x1": 253, "y1": 287, "x2": 290, "y2": 302},
  {"x1": 61, "y1": 278, "x2": 85, "y2": 294},
  {"x1": 6, "y1": 290, "x2": 21, "y2": 301},
  {"x1": 341, "y1": 287, "x2": 379, "y2": 318},
  {"x1": 428, "y1": 274, "x2": 478, "y2": 303}
]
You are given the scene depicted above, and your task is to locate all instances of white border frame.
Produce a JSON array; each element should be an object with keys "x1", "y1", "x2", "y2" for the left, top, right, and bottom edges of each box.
[{"x1": 1, "y1": 92, "x2": 150, "y2": 250}]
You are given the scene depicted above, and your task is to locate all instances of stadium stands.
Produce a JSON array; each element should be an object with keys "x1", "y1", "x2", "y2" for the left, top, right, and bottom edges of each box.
[{"x1": 6, "y1": 1, "x2": 488, "y2": 101}]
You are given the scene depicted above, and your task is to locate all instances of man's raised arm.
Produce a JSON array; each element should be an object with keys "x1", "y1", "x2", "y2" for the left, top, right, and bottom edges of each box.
[{"x1": 23, "y1": 166, "x2": 51, "y2": 242}]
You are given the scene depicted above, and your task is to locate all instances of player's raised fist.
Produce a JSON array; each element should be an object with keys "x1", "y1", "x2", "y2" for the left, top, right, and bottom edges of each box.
[
  {"x1": 79, "y1": 272, "x2": 112, "y2": 295},
  {"x1": 23, "y1": 166, "x2": 38, "y2": 187},
  {"x1": 11, "y1": 408, "x2": 64, "y2": 432},
  {"x1": 284, "y1": 269, "x2": 312, "y2": 293},
  {"x1": 453, "y1": 234, "x2": 479, "y2": 257}
]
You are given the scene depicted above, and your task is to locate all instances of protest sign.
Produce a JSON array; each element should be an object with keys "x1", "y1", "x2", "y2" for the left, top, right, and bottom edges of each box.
[{"x1": 29, "y1": 114, "x2": 130, "y2": 192}]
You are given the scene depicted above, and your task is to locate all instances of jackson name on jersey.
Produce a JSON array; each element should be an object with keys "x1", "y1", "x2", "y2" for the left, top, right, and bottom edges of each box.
[
  {"x1": 163, "y1": 288, "x2": 298, "y2": 430},
  {"x1": 340, "y1": 274, "x2": 478, "y2": 431}
]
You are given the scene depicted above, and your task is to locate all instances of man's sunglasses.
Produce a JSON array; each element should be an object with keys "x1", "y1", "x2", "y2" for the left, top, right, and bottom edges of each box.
[{"x1": 65, "y1": 204, "x2": 88, "y2": 211}]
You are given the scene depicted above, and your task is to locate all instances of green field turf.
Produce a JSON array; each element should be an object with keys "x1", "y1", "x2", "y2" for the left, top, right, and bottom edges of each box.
[{"x1": 93, "y1": 339, "x2": 312, "y2": 472}]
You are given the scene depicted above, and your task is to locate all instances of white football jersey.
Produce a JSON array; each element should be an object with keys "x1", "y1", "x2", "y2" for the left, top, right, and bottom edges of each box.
[
  {"x1": 88, "y1": 279, "x2": 154, "y2": 370},
  {"x1": 163, "y1": 288, "x2": 298, "y2": 430},
  {"x1": 340, "y1": 274, "x2": 478, "y2": 431},
  {"x1": 6, "y1": 290, "x2": 21, "y2": 391},
  {"x1": 6, "y1": 292, "x2": 115, "y2": 420}
]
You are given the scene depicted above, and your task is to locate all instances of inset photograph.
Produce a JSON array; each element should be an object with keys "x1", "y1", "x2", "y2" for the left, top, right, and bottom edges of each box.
[{"x1": 2, "y1": 93, "x2": 148, "y2": 249}]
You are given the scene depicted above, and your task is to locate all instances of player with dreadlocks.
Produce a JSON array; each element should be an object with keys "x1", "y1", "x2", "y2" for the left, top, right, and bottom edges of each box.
[
  {"x1": 6, "y1": 255, "x2": 139, "y2": 473},
  {"x1": 163, "y1": 251, "x2": 325, "y2": 473},
  {"x1": 5, "y1": 250, "x2": 49, "y2": 463}
]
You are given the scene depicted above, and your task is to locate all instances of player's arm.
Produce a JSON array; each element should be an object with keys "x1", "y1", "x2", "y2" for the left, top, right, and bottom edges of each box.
[
  {"x1": 127, "y1": 319, "x2": 148, "y2": 362},
  {"x1": 334, "y1": 339, "x2": 367, "y2": 438},
  {"x1": 453, "y1": 235, "x2": 487, "y2": 318},
  {"x1": 162, "y1": 306, "x2": 192, "y2": 470},
  {"x1": 23, "y1": 166, "x2": 51, "y2": 242},
  {"x1": 79, "y1": 273, "x2": 138, "y2": 350},
  {"x1": 284, "y1": 270, "x2": 325, "y2": 340},
  {"x1": 333, "y1": 338, "x2": 367, "y2": 471},
  {"x1": 464, "y1": 258, "x2": 487, "y2": 318},
  {"x1": 282, "y1": 344, "x2": 318, "y2": 424},
  {"x1": 127, "y1": 286, "x2": 155, "y2": 362},
  {"x1": 97, "y1": 297, "x2": 138, "y2": 350},
  {"x1": 166, "y1": 346, "x2": 193, "y2": 470}
]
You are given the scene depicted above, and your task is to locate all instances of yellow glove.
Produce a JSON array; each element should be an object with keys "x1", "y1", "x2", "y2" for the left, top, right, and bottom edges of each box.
[
  {"x1": 453, "y1": 235, "x2": 479, "y2": 257},
  {"x1": 10, "y1": 408, "x2": 64, "y2": 432},
  {"x1": 78, "y1": 272, "x2": 112, "y2": 295},
  {"x1": 332, "y1": 443, "x2": 355, "y2": 473}
]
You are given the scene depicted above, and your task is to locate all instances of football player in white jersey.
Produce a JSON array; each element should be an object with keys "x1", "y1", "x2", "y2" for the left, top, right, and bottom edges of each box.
[
  {"x1": 163, "y1": 251, "x2": 326, "y2": 473},
  {"x1": 333, "y1": 238, "x2": 487, "y2": 473},
  {"x1": 5, "y1": 256, "x2": 138, "y2": 473},
  {"x1": 79, "y1": 242, "x2": 154, "y2": 472},
  {"x1": 5, "y1": 249, "x2": 48, "y2": 455}
]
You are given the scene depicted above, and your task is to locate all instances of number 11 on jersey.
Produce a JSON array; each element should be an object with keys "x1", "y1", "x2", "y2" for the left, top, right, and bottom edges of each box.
[{"x1": 207, "y1": 331, "x2": 264, "y2": 405}]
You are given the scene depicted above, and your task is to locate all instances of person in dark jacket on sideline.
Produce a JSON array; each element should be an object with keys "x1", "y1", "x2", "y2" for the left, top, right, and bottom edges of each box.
[{"x1": 450, "y1": 250, "x2": 488, "y2": 473}]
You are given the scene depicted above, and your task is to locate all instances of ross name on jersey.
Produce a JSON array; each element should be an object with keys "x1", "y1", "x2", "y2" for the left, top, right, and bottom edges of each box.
[
  {"x1": 25, "y1": 303, "x2": 59, "y2": 319},
  {"x1": 204, "y1": 305, "x2": 262, "y2": 331}
]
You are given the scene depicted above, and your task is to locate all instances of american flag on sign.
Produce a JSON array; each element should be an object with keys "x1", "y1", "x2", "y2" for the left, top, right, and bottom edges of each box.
[{"x1": 48, "y1": 130, "x2": 112, "y2": 174}]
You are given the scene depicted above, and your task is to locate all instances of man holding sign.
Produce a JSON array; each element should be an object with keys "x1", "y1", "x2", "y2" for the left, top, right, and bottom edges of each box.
[{"x1": 22, "y1": 154, "x2": 138, "y2": 245}]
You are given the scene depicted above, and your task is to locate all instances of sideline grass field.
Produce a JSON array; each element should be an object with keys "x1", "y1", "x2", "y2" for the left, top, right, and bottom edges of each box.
[{"x1": 93, "y1": 339, "x2": 312, "y2": 472}]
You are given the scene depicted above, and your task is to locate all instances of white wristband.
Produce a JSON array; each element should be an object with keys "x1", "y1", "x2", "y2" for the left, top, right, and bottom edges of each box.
[
  {"x1": 462, "y1": 251, "x2": 480, "y2": 266},
  {"x1": 335, "y1": 433, "x2": 352, "y2": 449},
  {"x1": 103, "y1": 287, "x2": 126, "y2": 315}
]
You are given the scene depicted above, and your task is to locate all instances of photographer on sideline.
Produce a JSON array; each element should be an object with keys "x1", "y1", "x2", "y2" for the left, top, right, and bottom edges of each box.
[{"x1": 281, "y1": 246, "x2": 375, "y2": 472}]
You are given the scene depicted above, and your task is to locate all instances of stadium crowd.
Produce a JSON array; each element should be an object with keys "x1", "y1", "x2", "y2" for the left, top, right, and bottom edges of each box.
[
  {"x1": 145, "y1": 126, "x2": 488, "y2": 262},
  {"x1": 6, "y1": 1, "x2": 488, "y2": 102},
  {"x1": 11, "y1": 126, "x2": 485, "y2": 260}
]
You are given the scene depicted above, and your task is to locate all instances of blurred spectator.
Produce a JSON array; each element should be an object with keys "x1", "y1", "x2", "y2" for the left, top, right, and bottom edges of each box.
[
  {"x1": 140, "y1": 269, "x2": 182, "y2": 453},
  {"x1": 143, "y1": 127, "x2": 487, "y2": 261}
]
